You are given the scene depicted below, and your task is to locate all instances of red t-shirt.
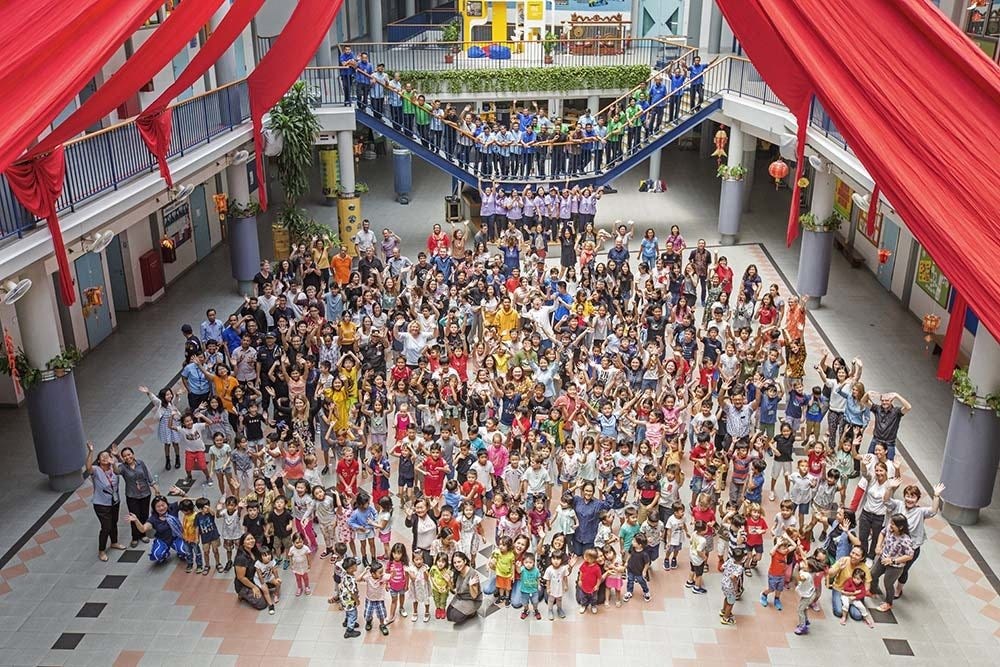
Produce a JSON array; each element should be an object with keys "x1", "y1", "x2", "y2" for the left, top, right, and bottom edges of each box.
[
  {"x1": 578, "y1": 561, "x2": 603, "y2": 594},
  {"x1": 422, "y1": 456, "x2": 448, "y2": 496},
  {"x1": 698, "y1": 366, "x2": 715, "y2": 388},
  {"x1": 807, "y1": 451, "x2": 826, "y2": 477},
  {"x1": 449, "y1": 352, "x2": 469, "y2": 382},
  {"x1": 692, "y1": 506, "x2": 716, "y2": 537},
  {"x1": 689, "y1": 444, "x2": 709, "y2": 478},
  {"x1": 336, "y1": 458, "x2": 359, "y2": 495},
  {"x1": 745, "y1": 515, "x2": 768, "y2": 547},
  {"x1": 461, "y1": 481, "x2": 485, "y2": 510}
]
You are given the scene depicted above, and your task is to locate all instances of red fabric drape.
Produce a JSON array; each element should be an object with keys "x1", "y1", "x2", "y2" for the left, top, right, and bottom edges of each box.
[
  {"x1": 0, "y1": 0, "x2": 162, "y2": 174},
  {"x1": 865, "y1": 185, "x2": 880, "y2": 240},
  {"x1": 137, "y1": 0, "x2": 266, "y2": 187},
  {"x1": 938, "y1": 292, "x2": 967, "y2": 381},
  {"x1": 5, "y1": 148, "x2": 75, "y2": 305},
  {"x1": 716, "y1": 0, "x2": 1000, "y2": 341},
  {"x1": 248, "y1": 0, "x2": 344, "y2": 210},
  {"x1": 29, "y1": 0, "x2": 225, "y2": 159},
  {"x1": 0, "y1": 2, "x2": 99, "y2": 81}
]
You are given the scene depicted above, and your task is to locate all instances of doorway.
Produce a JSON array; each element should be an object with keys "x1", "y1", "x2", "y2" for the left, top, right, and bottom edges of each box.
[
  {"x1": 74, "y1": 252, "x2": 113, "y2": 348},
  {"x1": 877, "y1": 217, "x2": 899, "y2": 291},
  {"x1": 191, "y1": 184, "x2": 212, "y2": 261},
  {"x1": 105, "y1": 235, "x2": 131, "y2": 311}
]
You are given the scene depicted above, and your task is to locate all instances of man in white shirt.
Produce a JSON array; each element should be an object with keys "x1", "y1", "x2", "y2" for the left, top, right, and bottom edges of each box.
[{"x1": 351, "y1": 218, "x2": 377, "y2": 256}]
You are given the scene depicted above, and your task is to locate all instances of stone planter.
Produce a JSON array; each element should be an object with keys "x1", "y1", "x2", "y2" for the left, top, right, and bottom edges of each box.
[
  {"x1": 940, "y1": 398, "x2": 1000, "y2": 525},
  {"x1": 797, "y1": 229, "x2": 835, "y2": 301},
  {"x1": 717, "y1": 178, "x2": 744, "y2": 245},
  {"x1": 26, "y1": 370, "x2": 87, "y2": 492},
  {"x1": 272, "y1": 225, "x2": 291, "y2": 260}
]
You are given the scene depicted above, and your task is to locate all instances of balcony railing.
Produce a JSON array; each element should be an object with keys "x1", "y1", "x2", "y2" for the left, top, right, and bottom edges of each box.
[
  {"x1": 0, "y1": 56, "x2": 849, "y2": 244},
  {"x1": 386, "y1": 8, "x2": 461, "y2": 43}
]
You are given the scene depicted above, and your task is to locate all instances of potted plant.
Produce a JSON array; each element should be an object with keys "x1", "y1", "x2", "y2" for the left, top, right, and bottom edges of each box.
[
  {"x1": 799, "y1": 212, "x2": 842, "y2": 233},
  {"x1": 442, "y1": 22, "x2": 460, "y2": 63},
  {"x1": 796, "y1": 213, "x2": 841, "y2": 299},
  {"x1": 952, "y1": 368, "x2": 977, "y2": 408},
  {"x1": 717, "y1": 165, "x2": 747, "y2": 180},
  {"x1": 228, "y1": 199, "x2": 262, "y2": 219},
  {"x1": 543, "y1": 31, "x2": 557, "y2": 64},
  {"x1": 0, "y1": 348, "x2": 41, "y2": 390},
  {"x1": 267, "y1": 81, "x2": 321, "y2": 259},
  {"x1": 46, "y1": 347, "x2": 82, "y2": 378}
]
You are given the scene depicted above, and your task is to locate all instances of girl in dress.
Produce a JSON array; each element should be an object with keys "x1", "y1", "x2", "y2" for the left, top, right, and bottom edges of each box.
[
  {"x1": 457, "y1": 501, "x2": 484, "y2": 565},
  {"x1": 408, "y1": 549, "x2": 432, "y2": 622},
  {"x1": 141, "y1": 385, "x2": 181, "y2": 471},
  {"x1": 288, "y1": 532, "x2": 313, "y2": 596}
]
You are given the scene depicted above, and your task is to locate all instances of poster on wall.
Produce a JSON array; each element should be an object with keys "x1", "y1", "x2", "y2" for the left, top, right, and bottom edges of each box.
[
  {"x1": 915, "y1": 246, "x2": 950, "y2": 308},
  {"x1": 833, "y1": 177, "x2": 853, "y2": 220},
  {"x1": 162, "y1": 200, "x2": 192, "y2": 248},
  {"x1": 856, "y1": 210, "x2": 882, "y2": 245},
  {"x1": 554, "y1": 0, "x2": 631, "y2": 15}
]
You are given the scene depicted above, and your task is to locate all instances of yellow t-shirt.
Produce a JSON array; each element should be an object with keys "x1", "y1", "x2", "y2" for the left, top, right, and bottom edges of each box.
[
  {"x1": 492, "y1": 549, "x2": 516, "y2": 578},
  {"x1": 312, "y1": 244, "x2": 331, "y2": 270},
  {"x1": 495, "y1": 308, "x2": 520, "y2": 339}
]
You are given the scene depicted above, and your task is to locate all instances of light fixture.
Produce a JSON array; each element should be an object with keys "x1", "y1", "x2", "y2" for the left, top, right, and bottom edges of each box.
[
  {"x1": 231, "y1": 149, "x2": 250, "y2": 165},
  {"x1": 82, "y1": 230, "x2": 115, "y2": 254},
  {"x1": 172, "y1": 184, "x2": 195, "y2": 200},
  {"x1": 0, "y1": 278, "x2": 32, "y2": 305},
  {"x1": 778, "y1": 133, "x2": 797, "y2": 161},
  {"x1": 852, "y1": 192, "x2": 870, "y2": 211},
  {"x1": 807, "y1": 154, "x2": 826, "y2": 171}
]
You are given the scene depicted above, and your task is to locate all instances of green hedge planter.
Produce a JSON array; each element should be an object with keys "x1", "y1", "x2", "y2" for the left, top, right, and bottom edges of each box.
[{"x1": 400, "y1": 65, "x2": 651, "y2": 95}]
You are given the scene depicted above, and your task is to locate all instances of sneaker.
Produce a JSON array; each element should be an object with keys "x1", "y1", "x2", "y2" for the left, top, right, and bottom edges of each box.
[
  {"x1": 344, "y1": 629, "x2": 361, "y2": 639},
  {"x1": 521, "y1": 609, "x2": 530, "y2": 619},
  {"x1": 411, "y1": 613, "x2": 417, "y2": 623},
  {"x1": 548, "y1": 608, "x2": 555, "y2": 620},
  {"x1": 365, "y1": 620, "x2": 372, "y2": 631},
  {"x1": 685, "y1": 581, "x2": 695, "y2": 589},
  {"x1": 794, "y1": 624, "x2": 808, "y2": 635},
  {"x1": 774, "y1": 598, "x2": 783, "y2": 611},
  {"x1": 590, "y1": 605, "x2": 598, "y2": 614},
  {"x1": 205, "y1": 479, "x2": 213, "y2": 487},
  {"x1": 623, "y1": 592, "x2": 632, "y2": 601},
  {"x1": 534, "y1": 610, "x2": 542, "y2": 620},
  {"x1": 692, "y1": 587, "x2": 708, "y2": 595},
  {"x1": 296, "y1": 589, "x2": 303, "y2": 597},
  {"x1": 424, "y1": 612, "x2": 430, "y2": 622},
  {"x1": 185, "y1": 564, "x2": 193, "y2": 573},
  {"x1": 166, "y1": 459, "x2": 172, "y2": 471},
  {"x1": 282, "y1": 559, "x2": 290, "y2": 570},
  {"x1": 380, "y1": 625, "x2": 389, "y2": 636},
  {"x1": 671, "y1": 559, "x2": 677, "y2": 570},
  {"x1": 664, "y1": 560, "x2": 671, "y2": 571},
  {"x1": 557, "y1": 607, "x2": 566, "y2": 619},
  {"x1": 720, "y1": 616, "x2": 735, "y2": 625},
  {"x1": 268, "y1": 605, "x2": 275, "y2": 615},
  {"x1": 305, "y1": 587, "x2": 311, "y2": 596},
  {"x1": 321, "y1": 465, "x2": 330, "y2": 475},
  {"x1": 744, "y1": 569, "x2": 753, "y2": 578},
  {"x1": 768, "y1": 491, "x2": 776, "y2": 502},
  {"x1": 504, "y1": 598, "x2": 511, "y2": 607},
  {"x1": 760, "y1": 593, "x2": 769, "y2": 607},
  {"x1": 809, "y1": 602, "x2": 821, "y2": 612},
  {"x1": 400, "y1": 609, "x2": 408, "y2": 617},
  {"x1": 578, "y1": 606, "x2": 587, "y2": 614},
  {"x1": 643, "y1": 593, "x2": 651, "y2": 602}
]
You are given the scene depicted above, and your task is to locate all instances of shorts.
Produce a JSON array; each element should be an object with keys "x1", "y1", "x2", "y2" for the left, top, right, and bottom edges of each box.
[
  {"x1": 725, "y1": 592, "x2": 738, "y2": 605},
  {"x1": 379, "y1": 531, "x2": 392, "y2": 545},
  {"x1": 796, "y1": 503, "x2": 811, "y2": 515},
  {"x1": 772, "y1": 460, "x2": 792, "y2": 479},
  {"x1": 690, "y1": 562, "x2": 706, "y2": 576},
  {"x1": 201, "y1": 538, "x2": 220, "y2": 550},
  {"x1": 761, "y1": 422, "x2": 776, "y2": 438},
  {"x1": 812, "y1": 504, "x2": 837, "y2": 521},
  {"x1": 787, "y1": 417, "x2": 802, "y2": 433},
  {"x1": 605, "y1": 576, "x2": 622, "y2": 590},
  {"x1": 185, "y1": 450, "x2": 207, "y2": 472},
  {"x1": 767, "y1": 575, "x2": 786, "y2": 592},
  {"x1": 748, "y1": 543, "x2": 764, "y2": 554},
  {"x1": 274, "y1": 534, "x2": 293, "y2": 551},
  {"x1": 398, "y1": 476, "x2": 415, "y2": 489},
  {"x1": 495, "y1": 575, "x2": 513, "y2": 591},
  {"x1": 645, "y1": 544, "x2": 660, "y2": 562},
  {"x1": 354, "y1": 528, "x2": 375, "y2": 541},
  {"x1": 390, "y1": 589, "x2": 407, "y2": 598}
]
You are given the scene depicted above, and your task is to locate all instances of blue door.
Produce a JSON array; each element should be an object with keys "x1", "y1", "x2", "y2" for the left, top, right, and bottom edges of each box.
[
  {"x1": 877, "y1": 217, "x2": 899, "y2": 291},
  {"x1": 105, "y1": 235, "x2": 130, "y2": 311},
  {"x1": 191, "y1": 185, "x2": 212, "y2": 260},
  {"x1": 75, "y1": 252, "x2": 113, "y2": 348}
]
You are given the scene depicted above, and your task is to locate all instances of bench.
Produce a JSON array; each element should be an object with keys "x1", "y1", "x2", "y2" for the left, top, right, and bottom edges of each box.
[
  {"x1": 833, "y1": 236, "x2": 865, "y2": 268},
  {"x1": 928, "y1": 333, "x2": 972, "y2": 369}
]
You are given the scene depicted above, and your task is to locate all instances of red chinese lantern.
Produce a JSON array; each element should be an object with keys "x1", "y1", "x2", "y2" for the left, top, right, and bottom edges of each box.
[
  {"x1": 878, "y1": 249, "x2": 892, "y2": 265},
  {"x1": 768, "y1": 159, "x2": 789, "y2": 188},
  {"x1": 922, "y1": 313, "x2": 941, "y2": 350}
]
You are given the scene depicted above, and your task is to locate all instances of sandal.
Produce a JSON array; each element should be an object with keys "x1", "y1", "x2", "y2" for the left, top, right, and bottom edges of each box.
[
  {"x1": 876, "y1": 603, "x2": 892, "y2": 612},
  {"x1": 98, "y1": 552, "x2": 109, "y2": 562},
  {"x1": 202, "y1": 567, "x2": 210, "y2": 576},
  {"x1": 216, "y1": 564, "x2": 225, "y2": 573}
]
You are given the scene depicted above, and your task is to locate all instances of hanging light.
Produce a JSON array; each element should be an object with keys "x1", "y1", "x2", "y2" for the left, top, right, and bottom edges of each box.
[{"x1": 768, "y1": 159, "x2": 789, "y2": 188}]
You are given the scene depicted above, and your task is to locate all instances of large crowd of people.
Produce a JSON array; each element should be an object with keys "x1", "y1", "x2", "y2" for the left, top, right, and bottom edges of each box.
[{"x1": 87, "y1": 211, "x2": 943, "y2": 639}]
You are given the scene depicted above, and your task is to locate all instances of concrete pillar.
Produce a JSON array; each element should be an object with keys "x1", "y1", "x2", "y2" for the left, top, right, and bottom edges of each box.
[
  {"x1": 708, "y1": 2, "x2": 724, "y2": 54},
  {"x1": 210, "y1": 5, "x2": 239, "y2": 85},
  {"x1": 699, "y1": 120, "x2": 714, "y2": 158},
  {"x1": 369, "y1": 0, "x2": 384, "y2": 43},
  {"x1": 226, "y1": 161, "x2": 260, "y2": 296},
  {"x1": 405, "y1": 0, "x2": 416, "y2": 19},
  {"x1": 741, "y1": 147, "x2": 756, "y2": 213},
  {"x1": 393, "y1": 147, "x2": 413, "y2": 204},
  {"x1": 686, "y1": 0, "x2": 704, "y2": 47},
  {"x1": 14, "y1": 264, "x2": 87, "y2": 491},
  {"x1": 717, "y1": 125, "x2": 744, "y2": 245},
  {"x1": 315, "y1": 30, "x2": 334, "y2": 67},
  {"x1": 648, "y1": 148, "x2": 662, "y2": 182},
  {"x1": 337, "y1": 130, "x2": 355, "y2": 196},
  {"x1": 810, "y1": 169, "x2": 836, "y2": 222},
  {"x1": 940, "y1": 330, "x2": 1000, "y2": 525},
  {"x1": 631, "y1": 0, "x2": 643, "y2": 37},
  {"x1": 587, "y1": 95, "x2": 600, "y2": 115},
  {"x1": 549, "y1": 99, "x2": 562, "y2": 119}
]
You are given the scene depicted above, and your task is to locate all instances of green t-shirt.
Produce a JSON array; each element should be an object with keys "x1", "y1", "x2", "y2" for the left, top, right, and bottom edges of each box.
[
  {"x1": 620, "y1": 521, "x2": 642, "y2": 552},
  {"x1": 625, "y1": 105, "x2": 641, "y2": 127},
  {"x1": 414, "y1": 104, "x2": 430, "y2": 125},
  {"x1": 402, "y1": 91, "x2": 415, "y2": 114},
  {"x1": 519, "y1": 565, "x2": 540, "y2": 594},
  {"x1": 607, "y1": 119, "x2": 624, "y2": 139}
]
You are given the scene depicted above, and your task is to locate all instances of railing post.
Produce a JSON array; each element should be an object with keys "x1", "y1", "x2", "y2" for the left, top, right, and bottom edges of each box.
[
  {"x1": 204, "y1": 93, "x2": 211, "y2": 143},
  {"x1": 106, "y1": 133, "x2": 118, "y2": 191}
]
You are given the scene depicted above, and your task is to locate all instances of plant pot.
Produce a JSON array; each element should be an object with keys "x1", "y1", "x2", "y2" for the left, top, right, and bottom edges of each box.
[
  {"x1": 544, "y1": 55, "x2": 554, "y2": 64},
  {"x1": 25, "y1": 370, "x2": 87, "y2": 492},
  {"x1": 229, "y1": 216, "x2": 262, "y2": 282},
  {"x1": 796, "y1": 229, "x2": 835, "y2": 299},
  {"x1": 445, "y1": 54, "x2": 455, "y2": 64},
  {"x1": 717, "y1": 178, "x2": 744, "y2": 245},
  {"x1": 272, "y1": 225, "x2": 291, "y2": 260},
  {"x1": 940, "y1": 398, "x2": 1000, "y2": 524},
  {"x1": 53, "y1": 368, "x2": 67, "y2": 378}
]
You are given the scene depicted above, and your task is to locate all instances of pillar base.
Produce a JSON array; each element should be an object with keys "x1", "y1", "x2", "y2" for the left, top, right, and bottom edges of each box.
[
  {"x1": 229, "y1": 215, "x2": 261, "y2": 288},
  {"x1": 26, "y1": 372, "x2": 86, "y2": 491},
  {"x1": 718, "y1": 179, "x2": 744, "y2": 243},
  {"x1": 720, "y1": 234, "x2": 738, "y2": 246},
  {"x1": 942, "y1": 502, "x2": 980, "y2": 526},
  {"x1": 797, "y1": 230, "x2": 835, "y2": 299}
]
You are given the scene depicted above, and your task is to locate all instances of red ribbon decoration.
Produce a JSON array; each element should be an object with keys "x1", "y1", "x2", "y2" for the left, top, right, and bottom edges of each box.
[
  {"x1": 937, "y1": 291, "x2": 967, "y2": 381},
  {"x1": 866, "y1": 184, "x2": 880, "y2": 239}
]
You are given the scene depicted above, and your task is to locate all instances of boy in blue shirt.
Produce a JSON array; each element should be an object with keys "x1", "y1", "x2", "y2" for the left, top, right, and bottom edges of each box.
[
  {"x1": 804, "y1": 386, "x2": 828, "y2": 441},
  {"x1": 759, "y1": 382, "x2": 781, "y2": 438}
]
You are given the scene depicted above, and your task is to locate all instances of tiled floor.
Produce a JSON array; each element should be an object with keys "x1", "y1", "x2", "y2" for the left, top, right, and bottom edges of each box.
[{"x1": 1, "y1": 148, "x2": 998, "y2": 666}]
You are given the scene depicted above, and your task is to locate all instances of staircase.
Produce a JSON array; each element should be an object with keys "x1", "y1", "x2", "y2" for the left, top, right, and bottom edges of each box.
[{"x1": 353, "y1": 96, "x2": 722, "y2": 191}]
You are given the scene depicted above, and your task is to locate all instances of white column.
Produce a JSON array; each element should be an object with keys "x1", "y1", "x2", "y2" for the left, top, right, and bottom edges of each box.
[
  {"x1": 549, "y1": 99, "x2": 562, "y2": 119},
  {"x1": 708, "y1": 2, "x2": 724, "y2": 53},
  {"x1": 315, "y1": 30, "x2": 334, "y2": 67},
  {"x1": 337, "y1": 130, "x2": 355, "y2": 195},
  {"x1": 969, "y1": 329, "x2": 1000, "y2": 393},
  {"x1": 810, "y1": 169, "x2": 836, "y2": 221},
  {"x1": 14, "y1": 264, "x2": 63, "y2": 365},
  {"x1": 227, "y1": 162, "x2": 251, "y2": 205},
  {"x1": 726, "y1": 124, "x2": 743, "y2": 168},
  {"x1": 405, "y1": 0, "x2": 416, "y2": 18},
  {"x1": 369, "y1": 0, "x2": 384, "y2": 42},
  {"x1": 587, "y1": 95, "x2": 600, "y2": 114},
  {"x1": 210, "y1": 4, "x2": 239, "y2": 85},
  {"x1": 741, "y1": 147, "x2": 755, "y2": 212},
  {"x1": 648, "y1": 148, "x2": 662, "y2": 182},
  {"x1": 631, "y1": 0, "x2": 643, "y2": 37}
]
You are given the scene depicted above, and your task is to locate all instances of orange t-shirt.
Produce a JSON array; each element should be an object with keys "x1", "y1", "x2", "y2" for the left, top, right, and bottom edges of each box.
[{"x1": 331, "y1": 254, "x2": 353, "y2": 285}]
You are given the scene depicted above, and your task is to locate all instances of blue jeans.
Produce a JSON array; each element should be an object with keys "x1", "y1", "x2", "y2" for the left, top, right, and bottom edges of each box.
[
  {"x1": 626, "y1": 572, "x2": 649, "y2": 595},
  {"x1": 831, "y1": 590, "x2": 863, "y2": 621},
  {"x1": 149, "y1": 537, "x2": 188, "y2": 563},
  {"x1": 344, "y1": 607, "x2": 358, "y2": 628}
]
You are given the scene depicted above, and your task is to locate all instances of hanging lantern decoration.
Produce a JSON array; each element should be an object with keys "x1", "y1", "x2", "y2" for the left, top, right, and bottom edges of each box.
[
  {"x1": 797, "y1": 177, "x2": 810, "y2": 189},
  {"x1": 712, "y1": 126, "x2": 728, "y2": 165},
  {"x1": 3, "y1": 328, "x2": 20, "y2": 393},
  {"x1": 878, "y1": 248, "x2": 892, "y2": 265},
  {"x1": 160, "y1": 236, "x2": 177, "y2": 264},
  {"x1": 768, "y1": 159, "x2": 789, "y2": 188},
  {"x1": 212, "y1": 193, "x2": 228, "y2": 221},
  {"x1": 922, "y1": 313, "x2": 942, "y2": 350}
]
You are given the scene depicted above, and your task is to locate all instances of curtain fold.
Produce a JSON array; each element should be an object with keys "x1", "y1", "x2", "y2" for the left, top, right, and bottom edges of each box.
[
  {"x1": 938, "y1": 292, "x2": 967, "y2": 381},
  {"x1": 247, "y1": 0, "x2": 344, "y2": 210},
  {"x1": 137, "y1": 0, "x2": 266, "y2": 187},
  {"x1": 5, "y1": 148, "x2": 75, "y2": 306},
  {"x1": 716, "y1": 0, "x2": 1000, "y2": 341},
  {"x1": 866, "y1": 185, "x2": 881, "y2": 240},
  {"x1": 0, "y1": 0, "x2": 162, "y2": 173}
]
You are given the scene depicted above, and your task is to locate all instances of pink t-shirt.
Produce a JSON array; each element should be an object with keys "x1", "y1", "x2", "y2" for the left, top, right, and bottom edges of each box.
[{"x1": 387, "y1": 560, "x2": 408, "y2": 592}]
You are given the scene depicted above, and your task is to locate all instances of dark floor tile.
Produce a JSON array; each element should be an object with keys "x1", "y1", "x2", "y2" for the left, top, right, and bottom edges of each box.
[
  {"x1": 51, "y1": 632, "x2": 85, "y2": 650},
  {"x1": 98, "y1": 575, "x2": 127, "y2": 589},
  {"x1": 118, "y1": 550, "x2": 144, "y2": 563},
  {"x1": 76, "y1": 602, "x2": 106, "y2": 618},
  {"x1": 883, "y1": 638, "x2": 914, "y2": 656},
  {"x1": 868, "y1": 606, "x2": 897, "y2": 624}
]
